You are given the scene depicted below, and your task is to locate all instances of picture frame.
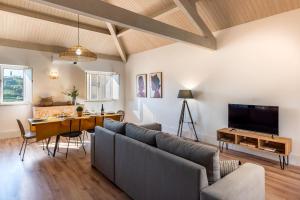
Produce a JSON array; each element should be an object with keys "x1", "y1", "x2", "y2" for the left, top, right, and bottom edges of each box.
[
  {"x1": 149, "y1": 72, "x2": 162, "y2": 98},
  {"x1": 136, "y1": 74, "x2": 147, "y2": 98}
]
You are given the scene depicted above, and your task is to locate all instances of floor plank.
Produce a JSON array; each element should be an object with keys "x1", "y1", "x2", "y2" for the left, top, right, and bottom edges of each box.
[{"x1": 0, "y1": 137, "x2": 300, "y2": 200}]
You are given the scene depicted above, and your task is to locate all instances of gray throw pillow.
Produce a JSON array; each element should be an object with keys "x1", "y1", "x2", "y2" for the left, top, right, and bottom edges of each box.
[
  {"x1": 156, "y1": 133, "x2": 221, "y2": 184},
  {"x1": 125, "y1": 123, "x2": 161, "y2": 146},
  {"x1": 220, "y1": 160, "x2": 240, "y2": 177},
  {"x1": 104, "y1": 119, "x2": 126, "y2": 134}
]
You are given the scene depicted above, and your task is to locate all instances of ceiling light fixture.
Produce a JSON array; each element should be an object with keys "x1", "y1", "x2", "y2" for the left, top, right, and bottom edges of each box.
[{"x1": 59, "y1": 15, "x2": 97, "y2": 63}]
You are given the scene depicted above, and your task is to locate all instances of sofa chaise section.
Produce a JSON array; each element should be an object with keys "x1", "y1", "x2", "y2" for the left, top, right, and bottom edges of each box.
[{"x1": 200, "y1": 163, "x2": 265, "y2": 200}]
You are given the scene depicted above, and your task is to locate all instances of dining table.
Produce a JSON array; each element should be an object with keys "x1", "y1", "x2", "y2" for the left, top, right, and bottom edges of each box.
[{"x1": 28, "y1": 113, "x2": 122, "y2": 157}]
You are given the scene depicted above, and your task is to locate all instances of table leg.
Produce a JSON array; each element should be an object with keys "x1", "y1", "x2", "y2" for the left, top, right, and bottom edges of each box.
[
  {"x1": 52, "y1": 135, "x2": 60, "y2": 157},
  {"x1": 279, "y1": 155, "x2": 286, "y2": 170},
  {"x1": 285, "y1": 155, "x2": 289, "y2": 166},
  {"x1": 219, "y1": 141, "x2": 225, "y2": 152}
]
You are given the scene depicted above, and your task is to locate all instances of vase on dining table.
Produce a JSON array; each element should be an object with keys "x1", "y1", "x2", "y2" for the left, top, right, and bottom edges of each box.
[{"x1": 72, "y1": 96, "x2": 76, "y2": 105}]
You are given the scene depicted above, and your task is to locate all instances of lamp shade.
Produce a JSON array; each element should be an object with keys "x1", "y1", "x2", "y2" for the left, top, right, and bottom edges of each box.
[
  {"x1": 59, "y1": 45, "x2": 97, "y2": 62},
  {"x1": 177, "y1": 90, "x2": 193, "y2": 99}
]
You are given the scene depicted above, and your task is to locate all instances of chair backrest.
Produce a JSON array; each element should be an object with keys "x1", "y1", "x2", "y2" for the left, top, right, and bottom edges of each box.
[
  {"x1": 16, "y1": 119, "x2": 26, "y2": 137},
  {"x1": 59, "y1": 118, "x2": 82, "y2": 134},
  {"x1": 117, "y1": 110, "x2": 125, "y2": 122},
  {"x1": 82, "y1": 116, "x2": 96, "y2": 130}
]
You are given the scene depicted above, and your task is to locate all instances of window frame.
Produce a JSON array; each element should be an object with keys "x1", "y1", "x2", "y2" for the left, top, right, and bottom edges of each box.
[
  {"x1": 0, "y1": 64, "x2": 32, "y2": 105},
  {"x1": 85, "y1": 71, "x2": 119, "y2": 102}
]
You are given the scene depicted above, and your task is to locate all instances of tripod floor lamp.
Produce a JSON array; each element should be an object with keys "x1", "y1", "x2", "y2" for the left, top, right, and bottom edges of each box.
[{"x1": 177, "y1": 90, "x2": 199, "y2": 141}]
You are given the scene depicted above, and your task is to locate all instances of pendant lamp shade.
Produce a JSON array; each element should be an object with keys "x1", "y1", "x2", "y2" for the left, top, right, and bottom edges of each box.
[
  {"x1": 59, "y1": 45, "x2": 97, "y2": 62},
  {"x1": 59, "y1": 15, "x2": 97, "y2": 62}
]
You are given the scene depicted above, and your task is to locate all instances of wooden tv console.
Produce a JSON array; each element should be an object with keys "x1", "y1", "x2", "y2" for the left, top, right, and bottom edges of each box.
[{"x1": 217, "y1": 128, "x2": 292, "y2": 170}]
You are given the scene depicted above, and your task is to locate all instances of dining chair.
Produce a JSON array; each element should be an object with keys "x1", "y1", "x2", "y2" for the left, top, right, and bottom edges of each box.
[
  {"x1": 59, "y1": 118, "x2": 86, "y2": 158},
  {"x1": 82, "y1": 116, "x2": 104, "y2": 142},
  {"x1": 82, "y1": 116, "x2": 97, "y2": 142},
  {"x1": 117, "y1": 110, "x2": 125, "y2": 122},
  {"x1": 17, "y1": 119, "x2": 42, "y2": 161}
]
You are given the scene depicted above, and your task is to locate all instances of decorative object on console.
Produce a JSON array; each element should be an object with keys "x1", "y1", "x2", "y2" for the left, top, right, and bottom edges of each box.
[
  {"x1": 39, "y1": 96, "x2": 53, "y2": 107},
  {"x1": 149, "y1": 72, "x2": 162, "y2": 98},
  {"x1": 37, "y1": 96, "x2": 72, "y2": 107},
  {"x1": 59, "y1": 15, "x2": 97, "y2": 63},
  {"x1": 76, "y1": 105, "x2": 84, "y2": 117},
  {"x1": 177, "y1": 90, "x2": 199, "y2": 141},
  {"x1": 136, "y1": 74, "x2": 147, "y2": 98},
  {"x1": 63, "y1": 86, "x2": 79, "y2": 105}
]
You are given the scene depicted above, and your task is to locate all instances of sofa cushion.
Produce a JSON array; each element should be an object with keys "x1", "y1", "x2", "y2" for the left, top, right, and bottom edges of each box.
[
  {"x1": 140, "y1": 123, "x2": 162, "y2": 131},
  {"x1": 125, "y1": 123, "x2": 160, "y2": 146},
  {"x1": 104, "y1": 119, "x2": 126, "y2": 134},
  {"x1": 156, "y1": 133, "x2": 220, "y2": 184}
]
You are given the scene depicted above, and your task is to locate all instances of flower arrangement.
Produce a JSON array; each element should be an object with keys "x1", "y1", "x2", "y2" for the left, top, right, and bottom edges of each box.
[{"x1": 63, "y1": 86, "x2": 79, "y2": 105}]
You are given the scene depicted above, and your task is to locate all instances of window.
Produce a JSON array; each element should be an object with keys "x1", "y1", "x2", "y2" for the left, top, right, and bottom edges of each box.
[
  {"x1": 86, "y1": 71, "x2": 119, "y2": 101},
  {"x1": 0, "y1": 65, "x2": 32, "y2": 104}
]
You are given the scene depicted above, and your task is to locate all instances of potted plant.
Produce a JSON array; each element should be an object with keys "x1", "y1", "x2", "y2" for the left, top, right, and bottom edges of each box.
[
  {"x1": 76, "y1": 106, "x2": 84, "y2": 117},
  {"x1": 63, "y1": 86, "x2": 79, "y2": 105}
]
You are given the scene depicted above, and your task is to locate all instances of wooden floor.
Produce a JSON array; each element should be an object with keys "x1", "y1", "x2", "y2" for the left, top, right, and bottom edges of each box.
[
  {"x1": 0, "y1": 137, "x2": 130, "y2": 200},
  {"x1": 0, "y1": 137, "x2": 300, "y2": 200}
]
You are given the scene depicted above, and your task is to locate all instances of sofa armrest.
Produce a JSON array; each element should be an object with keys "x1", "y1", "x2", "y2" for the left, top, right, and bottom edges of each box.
[
  {"x1": 139, "y1": 123, "x2": 162, "y2": 131},
  {"x1": 93, "y1": 126, "x2": 116, "y2": 182},
  {"x1": 200, "y1": 163, "x2": 265, "y2": 200}
]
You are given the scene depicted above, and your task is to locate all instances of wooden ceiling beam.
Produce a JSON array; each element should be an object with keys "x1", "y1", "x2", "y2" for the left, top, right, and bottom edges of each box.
[
  {"x1": 117, "y1": 4, "x2": 180, "y2": 37},
  {"x1": 106, "y1": 22, "x2": 127, "y2": 63},
  {"x1": 174, "y1": 0, "x2": 216, "y2": 42},
  {"x1": 32, "y1": 0, "x2": 217, "y2": 50},
  {"x1": 0, "y1": 38, "x2": 122, "y2": 61},
  {"x1": 0, "y1": 3, "x2": 110, "y2": 35}
]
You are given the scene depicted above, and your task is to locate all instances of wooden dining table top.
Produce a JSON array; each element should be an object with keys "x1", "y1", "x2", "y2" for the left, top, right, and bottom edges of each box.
[{"x1": 28, "y1": 113, "x2": 122, "y2": 125}]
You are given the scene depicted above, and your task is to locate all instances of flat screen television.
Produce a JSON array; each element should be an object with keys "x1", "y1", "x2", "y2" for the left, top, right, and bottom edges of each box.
[{"x1": 228, "y1": 104, "x2": 279, "y2": 135}]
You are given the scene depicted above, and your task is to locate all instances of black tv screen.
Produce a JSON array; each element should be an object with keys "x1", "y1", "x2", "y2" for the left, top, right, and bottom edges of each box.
[{"x1": 228, "y1": 104, "x2": 279, "y2": 135}]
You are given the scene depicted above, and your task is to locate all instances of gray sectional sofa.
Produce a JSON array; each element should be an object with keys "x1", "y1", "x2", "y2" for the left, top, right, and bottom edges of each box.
[{"x1": 91, "y1": 119, "x2": 265, "y2": 200}]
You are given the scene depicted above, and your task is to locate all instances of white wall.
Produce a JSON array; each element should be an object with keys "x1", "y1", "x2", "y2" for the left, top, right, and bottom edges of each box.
[
  {"x1": 125, "y1": 9, "x2": 300, "y2": 166},
  {"x1": 0, "y1": 46, "x2": 124, "y2": 139}
]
